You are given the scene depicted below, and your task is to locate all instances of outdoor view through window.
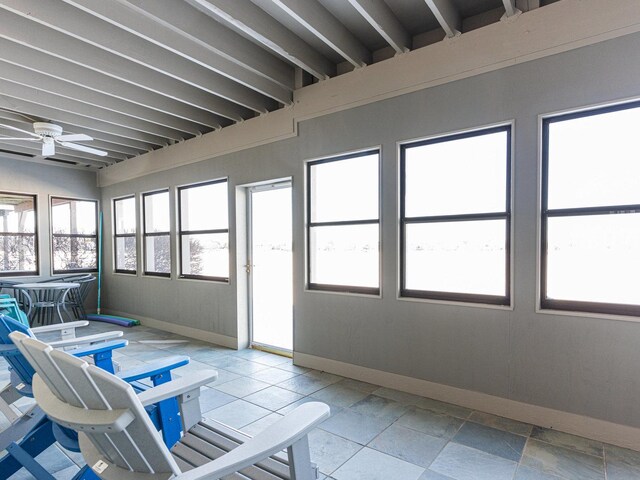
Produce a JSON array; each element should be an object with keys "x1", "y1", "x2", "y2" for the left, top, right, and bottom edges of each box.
[
  {"x1": 308, "y1": 151, "x2": 380, "y2": 294},
  {"x1": 51, "y1": 197, "x2": 97, "y2": 273},
  {"x1": 543, "y1": 102, "x2": 640, "y2": 315},
  {"x1": 0, "y1": 193, "x2": 37, "y2": 275},
  {"x1": 179, "y1": 180, "x2": 229, "y2": 280},
  {"x1": 401, "y1": 126, "x2": 511, "y2": 305}
]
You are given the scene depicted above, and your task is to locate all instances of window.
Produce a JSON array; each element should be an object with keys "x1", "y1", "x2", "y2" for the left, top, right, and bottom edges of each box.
[
  {"x1": 0, "y1": 192, "x2": 38, "y2": 276},
  {"x1": 178, "y1": 180, "x2": 229, "y2": 281},
  {"x1": 541, "y1": 102, "x2": 640, "y2": 317},
  {"x1": 113, "y1": 196, "x2": 137, "y2": 274},
  {"x1": 400, "y1": 126, "x2": 511, "y2": 305},
  {"x1": 143, "y1": 190, "x2": 171, "y2": 277},
  {"x1": 51, "y1": 197, "x2": 98, "y2": 273},
  {"x1": 307, "y1": 150, "x2": 380, "y2": 294}
]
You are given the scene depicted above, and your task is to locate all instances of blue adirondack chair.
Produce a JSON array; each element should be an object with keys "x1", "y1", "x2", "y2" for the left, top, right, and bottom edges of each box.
[{"x1": 0, "y1": 312, "x2": 190, "y2": 480}]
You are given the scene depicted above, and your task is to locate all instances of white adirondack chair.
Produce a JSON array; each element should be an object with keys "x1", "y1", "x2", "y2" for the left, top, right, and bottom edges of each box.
[{"x1": 10, "y1": 331, "x2": 330, "y2": 480}]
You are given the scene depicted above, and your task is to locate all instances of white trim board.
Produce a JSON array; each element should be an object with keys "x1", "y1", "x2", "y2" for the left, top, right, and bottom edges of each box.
[
  {"x1": 98, "y1": 0, "x2": 640, "y2": 187},
  {"x1": 102, "y1": 309, "x2": 238, "y2": 349},
  {"x1": 294, "y1": 352, "x2": 640, "y2": 451}
]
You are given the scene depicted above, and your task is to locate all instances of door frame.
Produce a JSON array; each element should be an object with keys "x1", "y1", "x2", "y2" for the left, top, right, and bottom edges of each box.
[{"x1": 246, "y1": 179, "x2": 293, "y2": 354}]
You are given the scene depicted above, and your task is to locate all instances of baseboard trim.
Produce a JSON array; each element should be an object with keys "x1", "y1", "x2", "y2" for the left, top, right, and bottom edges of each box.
[
  {"x1": 102, "y1": 309, "x2": 238, "y2": 349},
  {"x1": 294, "y1": 352, "x2": 640, "y2": 451}
]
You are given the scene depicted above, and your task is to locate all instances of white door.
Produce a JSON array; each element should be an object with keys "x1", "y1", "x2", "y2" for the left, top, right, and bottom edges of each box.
[{"x1": 248, "y1": 182, "x2": 293, "y2": 352}]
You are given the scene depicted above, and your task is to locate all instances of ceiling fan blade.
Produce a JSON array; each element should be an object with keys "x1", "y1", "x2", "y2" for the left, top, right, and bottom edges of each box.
[
  {"x1": 0, "y1": 123, "x2": 40, "y2": 138},
  {"x1": 56, "y1": 133, "x2": 93, "y2": 142},
  {"x1": 42, "y1": 142, "x2": 55, "y2": 156},
  {"x1": 58, "y1": 141, "x2": 108, "y2": 157},
  {"x1": 0, "y1": 137, "x2": 40, "y2": 141}
]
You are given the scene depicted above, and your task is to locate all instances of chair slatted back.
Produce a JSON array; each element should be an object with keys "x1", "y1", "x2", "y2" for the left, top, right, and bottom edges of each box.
[
  {"x1": 0, "y1": 313, "x2": 36, "y2": 386},
  {"x1": 0, "y1": 295, "x2": 29, "y2": 326},
  {"x1": 12, "y1": 333, "x2": 180, "y2": 477}
]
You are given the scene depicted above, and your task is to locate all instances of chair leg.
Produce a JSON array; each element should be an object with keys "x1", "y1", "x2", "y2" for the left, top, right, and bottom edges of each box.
[
  {"x1": 287, "y1": 436, "x2": 316, "y2": 480},
  {"x1": 0, "y1": 383, "x2": 21, "y2": 423},
  {"x1": 0, "y1": 405, "x2": 47, "y2": 452},
  {"x1": 151, "y1": 371, "x2": 182, "y2": 448},
  {"x1": 0, "y1": 419, "x2": 55, "y2": 480}
]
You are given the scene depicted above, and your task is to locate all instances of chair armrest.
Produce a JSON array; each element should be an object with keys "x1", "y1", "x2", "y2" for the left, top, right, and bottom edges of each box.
[
  {"x1": 117, "y1": 355, "x2": 189, "y2": 383},
  {"x1": 175, "y1": 402, "x2": 330, "y2": 480},
  {"x1": 31, "y1": 321, "x2": 89, "y2": 334},
  {"x1": 136, "y1": 370, "x2": 218, "y2": 407},
  {"x1": 48, "y1": 331, "x2": 123, "y2": 348},
  {"x1": 70, "y1": 339, "x2": 128, "y2": 358}
]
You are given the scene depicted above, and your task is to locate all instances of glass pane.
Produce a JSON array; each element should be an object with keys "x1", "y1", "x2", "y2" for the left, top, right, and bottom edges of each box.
[
  {"x1": 145, "y1": 235, "x2": 171, "y2": 274},
  {"x1": 251, "y1": 187, "x2": 292, "y2": 350},
  {"x1": 405, "y1": 130, "x2": 508, "y2": 217},
  {"x1": 310, "y1": 224, "x2": 379, "y2": 288},
  {"x1": 114, "y1": 197, "x2": 136, "y2": 234},
  {"x1": 547, "y1": 107, "x2": 640, "y2": 209},
  {"x1": 180, "y1": 182, "x2": 227, "y2": 231},
  {"x1": 53, "y1": 236, "x2": 97, "y2": 271},
  {"x1": 310, "y1": 152, "x2": 379, "y2": 222},
  {"x1": 51, "y1": 198, "x2": 97, "y2": 235},
  {"x1": 546, "y1": 214, "x2": 640, "y2": 305},
  {"x1": 0, "y1": 234, "x2": 36, "y2": 273},
  {"x1": 115, "y1": 236, "x2": 137, "y2": 271},
  {"x1": 181, "y1": 233, "x2": 228, "y2": 278},
  {"x1": 405, "y1": 220, "x2": 506, "y2": 296},
  {"x1": 144, "y1": 191, "x2": 170, "y2": 233},
  {"x1": 0, "y1": 194, "x2": 36, "y2": 233}
]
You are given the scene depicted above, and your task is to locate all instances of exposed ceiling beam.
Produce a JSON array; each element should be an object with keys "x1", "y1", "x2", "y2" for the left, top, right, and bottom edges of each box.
[
  {"x1": 0, "y1": 8, "x2": 252, "y2": 122},
  {"x1": 0, "y1": 109, "x2": 38, "y2": 125},
  {"x1": 502, "y1": 0, "x2": 522, "y2": 17},
  {"x1": 122, "y1": 0, "x2": 292, "y2": 90},
  {"x1": 424, "y1": 0, "x2": 461, "y2": 38},
  {"x1": 264, "y1": 0, "x2": 371, "y2": 68},
  {"x1": 116, "y1": 0, "x2": 294, "y2": 94},
  {"x1": 187, "y1": 0, "x2": 335, "y2": 81},
  {"x1": 0, "y1": 78, "x2": 194, "y2": 142},
  {"x1": 0, "y1": 62, "x2": 207, "y2": 136},
  {"x1": 62, "y1": 0, "x2": 292, "y2": 106},
  {"x1": 0, "y1": 97, "x2": 161, "y2": 151},
  {"x1": 347, "y1": 0, "x2": 410, "y2": 54},
  {"x1": 0, "y1": 149, "x2": 96, "y2": 171},
  {"x1": 0, "y1": 0, "x2": 273, "y2": 113},
  {"x1": 0, "y1": 39, "x2": 224, "y2": 130}
]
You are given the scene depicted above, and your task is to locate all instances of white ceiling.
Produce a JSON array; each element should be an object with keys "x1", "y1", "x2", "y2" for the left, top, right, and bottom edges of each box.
[{"x1": 0, "y1": 0, "x2": 553, "y2": 170}]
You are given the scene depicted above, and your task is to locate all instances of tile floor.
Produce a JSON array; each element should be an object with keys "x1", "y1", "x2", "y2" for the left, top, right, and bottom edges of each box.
[{"x1": 2, "y1": 322, "x2": 640, "y2": 480}]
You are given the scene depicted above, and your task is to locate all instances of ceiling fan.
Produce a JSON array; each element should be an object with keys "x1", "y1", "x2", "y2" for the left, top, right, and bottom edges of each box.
[{"x1": 0, "y1": 122, "x2": 108, "y2": 157}]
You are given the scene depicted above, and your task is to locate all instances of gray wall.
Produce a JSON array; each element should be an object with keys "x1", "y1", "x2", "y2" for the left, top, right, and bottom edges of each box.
[
  {"x1": 100, "y1": 32, "x2": 640, "y2": 428},
  {"x1": 0, "y1": 156, "x2": 99, "y2": 282}
]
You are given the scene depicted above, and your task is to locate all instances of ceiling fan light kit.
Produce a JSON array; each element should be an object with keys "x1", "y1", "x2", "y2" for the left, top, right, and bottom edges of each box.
[{"x1": 0, "y1": 121, "x2": 108, "y2": 157}]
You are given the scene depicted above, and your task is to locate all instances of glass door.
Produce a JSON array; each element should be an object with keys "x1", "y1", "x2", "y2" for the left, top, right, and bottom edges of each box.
[{"x1": 248, "y1": 182, "x2": 293, "y2": 352}]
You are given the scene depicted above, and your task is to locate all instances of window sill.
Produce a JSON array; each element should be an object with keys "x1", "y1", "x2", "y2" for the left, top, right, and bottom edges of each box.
[{"x1": 397, "y1": 294, "x2": 514, "y2": 311}]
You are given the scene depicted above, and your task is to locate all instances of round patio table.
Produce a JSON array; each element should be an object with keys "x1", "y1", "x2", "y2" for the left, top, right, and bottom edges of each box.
[{"x1": 14, "y1": 282, "x2": 80, "y2": 326}]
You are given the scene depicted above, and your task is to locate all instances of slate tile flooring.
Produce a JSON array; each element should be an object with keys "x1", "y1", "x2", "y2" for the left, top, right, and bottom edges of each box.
[{"x1": 2, "y1": 322, "x2": 640, "y2": 479}]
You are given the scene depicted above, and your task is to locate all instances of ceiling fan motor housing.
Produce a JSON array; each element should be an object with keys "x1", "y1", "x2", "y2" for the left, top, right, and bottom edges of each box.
[{"x1": 33, "y1": 122, "x2": 63, "y2": 137}]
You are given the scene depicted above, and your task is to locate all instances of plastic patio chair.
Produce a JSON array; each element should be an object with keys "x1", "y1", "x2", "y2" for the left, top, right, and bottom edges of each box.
[
  {"x1": 0, "y1": 314, "x2": 190, "y2": 480},
  {"x1": 0, "y1": 313, "x2": 127, "y2": 480},
  {"x1": 11, "y1": 331, "x2": 330, "y2": 480}
]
